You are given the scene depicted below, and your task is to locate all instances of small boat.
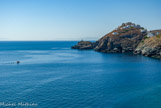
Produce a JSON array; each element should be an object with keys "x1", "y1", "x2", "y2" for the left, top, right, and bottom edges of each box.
[{"x1": 17, "y1": 61, "x2": 20, "y2": 64}]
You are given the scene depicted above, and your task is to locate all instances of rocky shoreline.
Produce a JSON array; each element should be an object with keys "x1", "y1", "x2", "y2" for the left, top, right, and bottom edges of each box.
[
  {"x1": 134, "y1": 36, "x2": 161, "y2": 58},
  {"x1": 72, "y1": 22, "x2": 161, "y2": 59}
]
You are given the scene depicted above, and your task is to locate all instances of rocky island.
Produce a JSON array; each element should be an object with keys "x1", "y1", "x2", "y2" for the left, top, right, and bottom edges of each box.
[
  {"x1": 71, "y1": 41, "x2": 94, "y2": 50},
  {"x1": 72, "y1": 22, "x2": 161, "y2": 59}
]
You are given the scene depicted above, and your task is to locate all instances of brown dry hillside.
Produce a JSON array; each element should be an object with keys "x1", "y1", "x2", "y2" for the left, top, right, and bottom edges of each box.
[
  {"x1": 135, "y1": 36, "x2": 161, "y2": 58},
  {"x1": 94, "y1": 22, "x2": 147, "y2": 52}
]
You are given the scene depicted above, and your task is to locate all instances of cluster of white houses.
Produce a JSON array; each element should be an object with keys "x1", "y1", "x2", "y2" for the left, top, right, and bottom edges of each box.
[
  {"x1": 147, "y1": 31, "x2": 160, "y2": 37},
  {"x1": 112, "y1": 23, "x2": 146, "y2": 36},
  {"x1": 147, "y1": 32, "x2": 155, "y2": 37},
  {"x1": 120, "y1": 24, "x2": 141, "y2": 30},
  {"x1": 112, "y1": 22, "x2": 161, "y2": 37}
]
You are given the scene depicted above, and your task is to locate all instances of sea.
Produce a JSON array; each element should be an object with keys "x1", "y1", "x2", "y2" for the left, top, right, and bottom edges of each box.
[{"x1": 0, "y1": 41, "x2": 161, "y2": 108}]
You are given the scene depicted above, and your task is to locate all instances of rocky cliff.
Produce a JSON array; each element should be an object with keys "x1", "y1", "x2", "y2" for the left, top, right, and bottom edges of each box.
[
  {"x1": 94, "y1": 22, "x2": 146, "y2": 53},
  {"x1": 135, "y1": 35, "x2": 161, "y2": 58}
]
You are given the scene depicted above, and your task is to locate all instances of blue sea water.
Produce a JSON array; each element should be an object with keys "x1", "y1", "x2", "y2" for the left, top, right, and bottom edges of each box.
[{"x1": 0, "y1": 41, "x2": 161, "y2": 108}]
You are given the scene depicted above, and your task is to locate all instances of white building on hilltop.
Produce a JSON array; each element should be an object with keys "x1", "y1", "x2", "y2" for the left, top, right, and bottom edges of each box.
[
  {"x1": 121, "y1": 24, "x2": 142, "y2": 29},
  {"x1": 140, "y1": 29, "x2": 147, "y2": 33},
  {"x1": 122, "y1": 25, "x2": 131, "y2": 29},
  {"x1": 112, "y1": 32, "x2": 119, "y2": 35},
  {"x1": 147, "y1": 32, "x2": 155, "y2": 37}
]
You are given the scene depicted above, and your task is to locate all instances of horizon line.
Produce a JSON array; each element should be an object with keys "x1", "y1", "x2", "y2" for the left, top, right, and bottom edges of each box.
[{"x1": 0, "y1": 40, "x2": 97, "y2": 41}]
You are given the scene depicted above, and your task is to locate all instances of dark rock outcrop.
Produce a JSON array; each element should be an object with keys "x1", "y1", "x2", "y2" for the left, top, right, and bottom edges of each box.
[
  {"x1": 135, "y1": 35, "x2": 161, "y2": 58},
  {"x1": 71, "y1": 41, "x2": 94, "y2": 50}
]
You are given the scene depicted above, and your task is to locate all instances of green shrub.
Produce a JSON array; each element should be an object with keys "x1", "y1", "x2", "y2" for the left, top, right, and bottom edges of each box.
[
  {"x1": 144, "y1": 35, "x2": 148, "y2": 39},
  {"x1": 123, "y1": 29, "x2": 129, "y2": 32},
  {"x1": 156, "y1": 35, "x2": 161, "y2": 38},
  {"x1": 130, "y1": 26, "x2": 134, "y2": 30}
]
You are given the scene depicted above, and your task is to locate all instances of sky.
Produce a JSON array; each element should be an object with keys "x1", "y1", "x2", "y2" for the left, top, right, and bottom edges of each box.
[{"x1": 0, "y1": 0, "x2": 161, "y2": 41}]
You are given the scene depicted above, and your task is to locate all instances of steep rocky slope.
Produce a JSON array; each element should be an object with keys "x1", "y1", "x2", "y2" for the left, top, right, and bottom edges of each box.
[
  {"x1": 135, "y1": 35, "x2": 161, "y2": 58},
  {"x1": 94, "y1": 22, "x2": 146, "y2": 52}
]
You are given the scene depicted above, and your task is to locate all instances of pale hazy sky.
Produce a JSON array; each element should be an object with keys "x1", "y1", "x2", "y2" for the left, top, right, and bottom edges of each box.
[{"x1": 0, "y1": 0, "x2": 161, "y2": 41}]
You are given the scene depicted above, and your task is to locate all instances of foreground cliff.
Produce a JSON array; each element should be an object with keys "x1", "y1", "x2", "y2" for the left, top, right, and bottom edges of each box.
[
  {"x1": 135, "y1": 36, "x2": 161, "y2": 58},
  {"x1": 72, "y1": 22, "x2": 161, "y2": 59}
]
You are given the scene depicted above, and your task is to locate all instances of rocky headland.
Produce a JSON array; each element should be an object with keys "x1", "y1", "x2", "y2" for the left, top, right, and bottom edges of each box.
[{"x1": 72, "y1": 22, "x2": 161, "y2": 59}]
